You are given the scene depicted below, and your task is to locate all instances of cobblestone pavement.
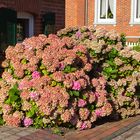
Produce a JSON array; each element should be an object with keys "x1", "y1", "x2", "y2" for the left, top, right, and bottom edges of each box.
[
  {"x1": 113, "y1": 125, "x2": 140, "y2": 140},
  {"x1": 0, "y1": 115, "x2": 139, "y2": 140},
  {"x1": 0, "y1": 126, "x2": 38, "y2": 140}
]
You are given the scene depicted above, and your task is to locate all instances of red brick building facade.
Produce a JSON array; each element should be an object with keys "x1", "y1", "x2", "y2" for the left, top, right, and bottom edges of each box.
[
  {"x1": 0, "y1": 0, "x2": 65, "y2": 48},
  {"x1": 1, "y1": 0, "x2": 140, "y2": 47},
  {"x1": 65, "y1": 0, "x2": 140, "y2": 40}
]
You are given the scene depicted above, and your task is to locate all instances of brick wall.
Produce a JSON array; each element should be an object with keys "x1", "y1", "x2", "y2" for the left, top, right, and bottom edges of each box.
[
  {"x1": 0, "y1": 0, "x2": 65, "y2": 35},
  {"x1": 65, "y1": 0, "x2": 85, "y2": 27},
  {"x1": 65, "y1": 0, "x2": 140, "y2": 37},
  {"x1": 41, "y1": 0, "x2": 65, "y2": 33}
]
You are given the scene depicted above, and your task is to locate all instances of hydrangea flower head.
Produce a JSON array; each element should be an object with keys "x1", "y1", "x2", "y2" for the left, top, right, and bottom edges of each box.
[
  {"x1": 32, "y1": 71, "x2": 41, "y2": 79},
  {"x1": 72, "y1": 81, "x2": 81, "y2": 90},
  {"x1": 23, "y1": 117, "x2": 33, "y2": 127},
  {"x1": 29, "y1": 92, "x2": 39, "y2": 101},
  {"x1": 78, "y1": 99, "x2": 87, "y2": 107}
]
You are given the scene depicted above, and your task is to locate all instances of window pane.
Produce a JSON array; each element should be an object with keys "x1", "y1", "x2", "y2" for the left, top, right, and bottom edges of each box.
[
  {"x1": 17, "y1": 19, "x2": 29, "y2": 42},
  {"x1": 107, "y1": 0, "x2": 114, "y2": 19},
  {"x1": 100, "y1": 0, "x2": 106, "y2": 19},
  {"x1": 136, "y1": 0, "x2": 140, "y2": 18}
]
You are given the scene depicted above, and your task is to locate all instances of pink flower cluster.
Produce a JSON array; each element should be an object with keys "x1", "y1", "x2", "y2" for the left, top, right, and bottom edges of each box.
[
  {"x1": 72, "y1": 81, "x2": 81, "y2": 90},
  {"x1": 23, "y1": 117, "x2": 33, "y2": 127},
  {"x1": 0, "y1": 32, "x2": 113, "y2": 129},
  {"x1": 32, "y1": 71, "x2": 41, "y2": 79},
  {"x1": 2, "y1": 26, "x2": 137, "y2": 130}
]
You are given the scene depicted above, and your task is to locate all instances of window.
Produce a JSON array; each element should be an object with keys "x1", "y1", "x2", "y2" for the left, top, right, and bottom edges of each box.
[
  {"x1": 0, "y1": 8, "x2": 16, "y2": 52},
  {"x1": 17, "y1": 19, "x2": 29, "y2": 42},
  {"x1": 43, "y1": 12, "x2": 55, "y2": 35},
  {"x1": 130, "y1": 0, "x2": 140, "y2": 24},
  {"x1": 94, "y1": 0, "x2": 116, "y2": 24},
  {"x1": 136, "y1": 0, "x2": 140, "y2": 19},
  {"x1": 17, "y1": 12, "x2": 34, "y2": 42}
]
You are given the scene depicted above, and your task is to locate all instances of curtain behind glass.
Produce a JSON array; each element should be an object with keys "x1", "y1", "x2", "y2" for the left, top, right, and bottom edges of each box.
[
  {"x1": 108, "y1": 0, "x2": 114, "y2": 18},
  {"x1": 137, "y1": 0, "x2": 140, "y2": 18},
  {"x1": 100, "y1": 0, "x2": 106, "y2": 18}
]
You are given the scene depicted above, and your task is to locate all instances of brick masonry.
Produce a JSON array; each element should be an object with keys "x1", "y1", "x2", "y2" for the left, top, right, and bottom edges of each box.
[
  {"x1": 0, "y1": 115, "x2": 139, "y2": 140},
  {"x1": 0, "y1": 0, "x2": 65, "y2": 35},
  {"x1": 0, "y1": 115, "x2": 137, "y2": 140},
  {"x1": 65, "y1": 0, "x2": 140, "y2": 37}
]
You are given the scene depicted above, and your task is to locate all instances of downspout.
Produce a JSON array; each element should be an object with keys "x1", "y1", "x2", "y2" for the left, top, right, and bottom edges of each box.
[{"x1": 84, "y1": 0, "x2": 88, "y2": 26}]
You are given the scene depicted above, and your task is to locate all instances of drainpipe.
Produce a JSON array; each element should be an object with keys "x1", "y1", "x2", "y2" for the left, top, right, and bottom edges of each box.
[{"x1": 84, "y1": 0, "x2": 88, "y2": 26}]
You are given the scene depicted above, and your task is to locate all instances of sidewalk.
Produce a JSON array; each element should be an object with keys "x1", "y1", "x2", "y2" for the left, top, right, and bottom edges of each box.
[
  {"x1": 113, "y1": 124, "x2": 140, "y2": 140},
  {"x1": 0, "y1": 115, "x2": 139, "y2": 140}
]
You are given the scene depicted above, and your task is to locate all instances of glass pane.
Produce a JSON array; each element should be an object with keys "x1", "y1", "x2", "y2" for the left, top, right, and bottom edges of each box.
[
  {"x1": 107, "y1": 0, "x2": 114, "y2": 19},
  {"x1": 43, "y1": 12, "x2": 55, "y2": 35},
  {"x1": 136, "y1": 0, "x2": 140, "y2": 18},
  {"x1": 7, "y1": 22, "x2": 16, "y2": 45},
  {"x1": 0, "y1": 8, "x2": 16, "y2": 52},
  {"x1": 17, "y1": 19, "x2": 29, "y2": 42},
  {"x1": 100, "y1": 0, "x2": 106, "y2": 19}
]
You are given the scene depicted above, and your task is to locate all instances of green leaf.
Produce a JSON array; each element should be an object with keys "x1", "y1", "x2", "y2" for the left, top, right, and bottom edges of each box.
[
  {"x1": 104, "y1": 67, "x2": 112, "y2": 73},
  {"x1": 5, "y1": 98, "x2": 11, "y2": 104},
  {"x1": 111, "y1": 75, "x2": 117, "y2": 79},
  {"x1": 51, "y1": 81, "x2": 57, "y2": 87},
  {"x1": 73, "y1": 91, "x2": 80, "y2": 97},
  {"x1": 63, "y1": 65, "x2": 71, "y2": 73},
  {"x1": 5, "y1": 84, "x2": 21, "y2": 105},
  {"x1": 71, "y1": 67, "x2": 77, "y2": 72},
  {"x1": 21, "y1": 58, "x2": 28, "y2": 64},
  {"x1": 57, "y1": 82, "x2": 63, "y2": 87},
  {"x1": 0, "y1": 117, "x2": 4, "y2": 125},
  {"x1": 40, "y1": 64, "x2": 46, "y2": 70},
  {"x1": 89, "y1": 49, "x2": 97, "y2": 57},
  {"x1": 88, "y1": 104, "x2": 95, "y2": 111},
  {"x1": 83, "y1": 95, "x2": 87, "y2": 100},
  {"x1": 25, "y1": 70, "x2": 31, "y2": 75},
  {"x1": 42, "y1": 70, "x2": 49, "y2": 75},
  {"x1": 52, "y1": 127, "x2": 63, "y2": 135},
  {"x1": 69, "y1": 91, "x2": 73, "y2": 96},
  {"x1": 9, "y1": 95, "x2": 19, "y2": 102},
  {"x1": 76, "y1": 51, "x2": 84, "y2": 56},
  {"x1": 108, "y1": 48, "x2": 118, "y2": 58},
  {"x1": 34, "y1": 117, "x2": 44, "y2": 128},
  {"x1": 26, "y1": 109, "x2": 35, "y2": 118}
]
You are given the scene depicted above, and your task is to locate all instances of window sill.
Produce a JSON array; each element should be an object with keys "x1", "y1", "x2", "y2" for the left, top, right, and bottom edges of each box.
[
  {"x1": 94, "y1": 22, "x2": 116, "y2": 25},
  {"x1": 129, "y1": 22, "x2": 140, "y2": 25}
]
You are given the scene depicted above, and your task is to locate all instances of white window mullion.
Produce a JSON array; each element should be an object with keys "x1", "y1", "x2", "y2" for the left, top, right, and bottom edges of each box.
[
  {"x1": 134, "y1": 0, "x2": 137, "y2": 20},
  {"x1": 98, "y1": 0, "x2": 101, "y2": 20},
  {"x1": 106, "y1": 0, "x2": 108, "y2": 19},
  {"x1": 138, "y1": 0, "x2": 140, "y2": 18}
]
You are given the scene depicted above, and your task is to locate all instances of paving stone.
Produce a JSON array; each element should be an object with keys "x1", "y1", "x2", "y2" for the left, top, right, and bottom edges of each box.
[
  {"x1": 0, "y1": 126, "x2": 13, "y2": 132},
  {"x1": 16, "y1": 131, "x2": 32, "y2": 137},
  {"x1": 4, "y1": 128, "x2": 23, "y2": 135},
  {"x1": 25, "y1": 128, "x2": 38, "y2": 133},
  {"x1": 2, "y1": 135, "x2": 20, "y2": 140},
  {"x1": 0, "y1": 132, "x2": 11, "y2": 139},
  {"x1": 0, "y1": 115, "x2": 139, "y2": 140},
  {"x1": 113, "y1": 124, "x2": 140, "y2": 140}
]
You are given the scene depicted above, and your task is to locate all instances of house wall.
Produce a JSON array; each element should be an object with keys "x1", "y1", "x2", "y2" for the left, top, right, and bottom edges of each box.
[
  {"x1": 65, "y1": 0, "x2": 140, "y2": 38},
  {"x1": 65, "y1": 0, "x2": 85, "y2": 27},
  {"x1": 0, "y1": 0, "x2": 65, "y2": 35}
]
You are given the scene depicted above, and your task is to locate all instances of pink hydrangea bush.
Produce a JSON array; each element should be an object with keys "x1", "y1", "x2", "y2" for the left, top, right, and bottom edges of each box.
[
  {"x1": 103, "y1": 47, "x2": 140, "y2": 118},
  {"x1": 57, "y1": 26, "x2": 140, "y2": 119},
  {"x1": 1, "y1": 26, "x2": 139, "y2": 129},
  {"x1": 0, "y1": 34, "x2": 112, "y2": 129}
]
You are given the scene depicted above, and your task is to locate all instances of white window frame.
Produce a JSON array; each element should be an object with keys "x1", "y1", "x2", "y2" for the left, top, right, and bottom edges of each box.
[
  {"x1": 130, "y1": 0, "x2": 140, "y2": 25},
  {"x1": 17, "y1": 12, "x2": 34, "y2": 37},
  {"x1": 94, "y1": 0, "x2": 116, "y2": 25}
]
